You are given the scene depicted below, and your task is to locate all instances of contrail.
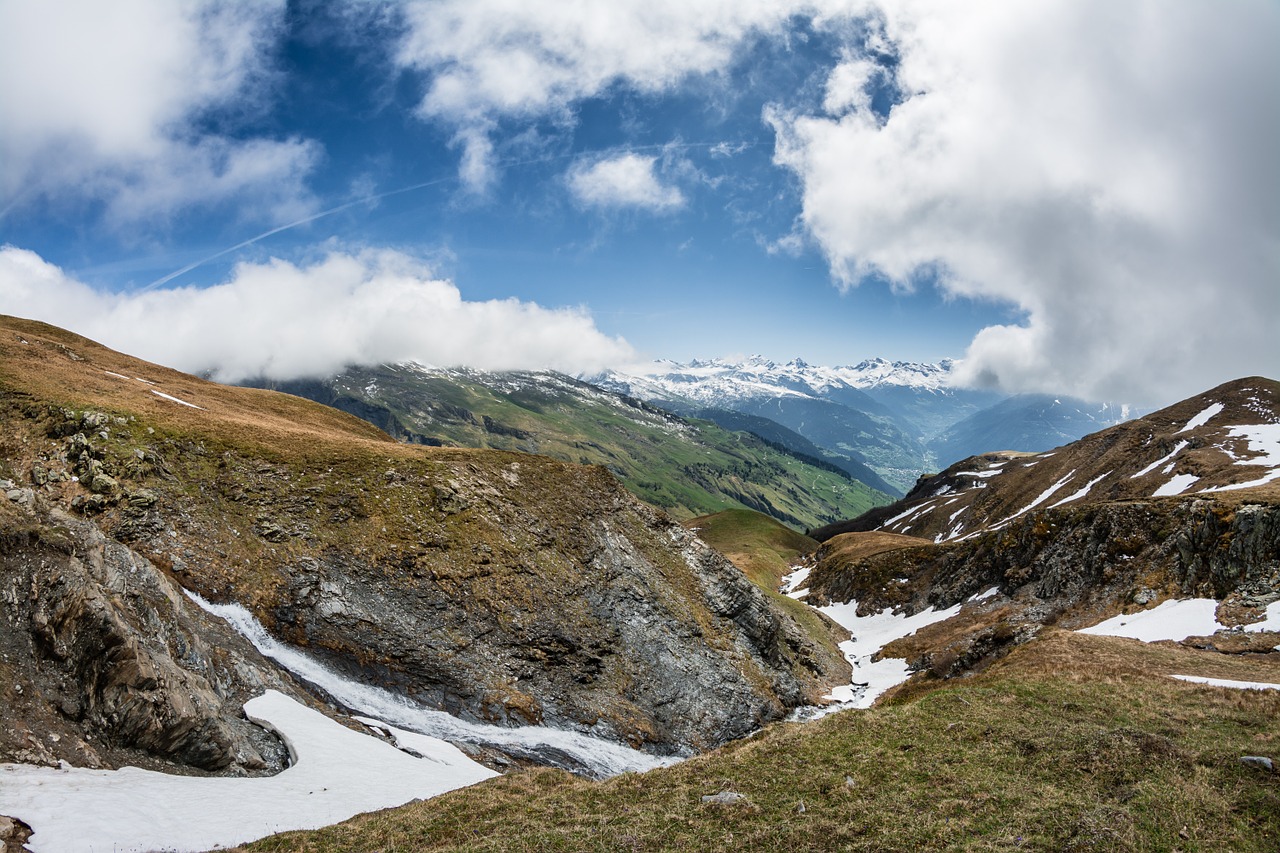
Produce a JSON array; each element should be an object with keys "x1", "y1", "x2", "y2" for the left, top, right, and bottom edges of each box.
[
  {"x1": 140, "y1": 138, "x2": 762, "y2": 292},
  {"x1": 139, "y1": 177, "x2": 455, "y2": 292}
]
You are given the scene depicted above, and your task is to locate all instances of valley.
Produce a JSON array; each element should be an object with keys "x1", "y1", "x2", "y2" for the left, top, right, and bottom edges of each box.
[
  {"x1": 1, "y1": 317, "x2": 1277, "y2": 852},
  {"x1": 246, "y1": 364, "x2": 892, "y2": 531}
]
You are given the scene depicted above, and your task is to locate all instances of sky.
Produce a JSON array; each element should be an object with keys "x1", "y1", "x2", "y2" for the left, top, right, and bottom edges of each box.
[{"x1": 0, "y1": 0, "x2": 1276, "y2": 407}]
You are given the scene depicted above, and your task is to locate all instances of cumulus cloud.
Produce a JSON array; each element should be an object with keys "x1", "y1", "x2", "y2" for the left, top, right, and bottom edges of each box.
[
  {"x1": 394, "y1": 0, "x2": 863, "y2": 189},
  {"x1": 567, "y1": 153, "x2": 685, "y2": 211},
  {"x1": 768, "y1": 0, "x2": 1280, "y2": 405},
  {"x1": 0, "y1": 0, "x2": 316, "y2": 225},
  {"x1": 0, "y1": 245, "x2": 636, "y2": 381}
]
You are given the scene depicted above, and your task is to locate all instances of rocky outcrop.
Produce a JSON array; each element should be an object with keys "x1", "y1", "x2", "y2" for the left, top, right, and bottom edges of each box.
[
  {"x1": 811, "y1": 499, "x2": 1280, "y2": 619},
  {"x1": 163, "y1": 454, "x2": 829, "y2": 753},
  {"x1": 805, "y1": 498, "x2": 1280, "y2": 679},
  {"x1": 0, "y1": 499, "x2": 294, "y2": 774}
]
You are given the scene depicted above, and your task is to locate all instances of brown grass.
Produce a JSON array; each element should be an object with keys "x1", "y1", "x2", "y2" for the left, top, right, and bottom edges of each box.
[
  {"x1": 0, "y1": 315, "x2": 422, "y2": 461},
  {"x1": 822, "y1": 530, "x2": 933, "y2": 563}
]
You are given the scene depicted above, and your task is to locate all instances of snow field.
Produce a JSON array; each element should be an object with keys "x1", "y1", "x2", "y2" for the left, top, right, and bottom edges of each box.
[
  {"x1": 813, "y1": 599, "x2": 965, "y2": 711},
  {"x1": 1078, "y1": 599, "x2": 1280, "y2": 642},
  {"x1": 0, "y1": 691, "x2": 498, "y2": 853}
]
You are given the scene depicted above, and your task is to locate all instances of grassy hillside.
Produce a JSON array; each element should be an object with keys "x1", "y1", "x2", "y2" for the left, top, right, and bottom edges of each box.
[
  {"x1": 262, "y1": 366, "x2": 892, "y2": 531},
  {"x1": 245, "y1": 629, "x2": 1280, "y2": 852},
  {"x1": 684, "y1": 508, "x2": 817, "y2": 591}
]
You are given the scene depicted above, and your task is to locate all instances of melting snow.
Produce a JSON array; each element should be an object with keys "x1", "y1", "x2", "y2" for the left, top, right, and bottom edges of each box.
[
  {"x1": 880, "y1": 500, "x2": 935, "y2": 530},
  {"x1": 1242, "y1": 600, "x2": 1280, "y2": 633},
  {"x1": 1177, "y1": 402, "x2": 1224, "y2": 433},
  {"x1": 1077, "y1": 599, "x2": 1225, "y2": 642},
  {"x1": 0, "y1": 690, "x2": 497, "y2": 853},
  {"x1": 782, "y1": 565, "x2": 811, "y2": 599},
  {"x1": 1201, "y1": 424, "x2": 1280, "y2": 492},
  {"x1": 969, "y1": 587, "x2": 1000, "y2": 602},
  {"x1": 999, "y1": 469, "x2": 1077, "y2": 524},
  {"x1": 189, "y1": 594, "x2": 674, "y2": 779},
  {"x1": 1080, "y1": 599, "x2": 1279, "y2": 643},
  {"x1": 151, "y1": 389, "x2": 203, "y2": 409},
  {"x1": 1049, "y1": 472, "x2": 1110, "y2": 508},
  {"x1": 1153, "y1": 473, "x2": 1200, "y2": 497},
  {"x1": 1131, "y1": 441, "x2": 1189, "y2": 478},
  {"x1": 1170, "y1": 675, "x2": 1280, "y2": 692},
  {"x1": 810, "y1": 600, "x2": 964, "y2": 711}
]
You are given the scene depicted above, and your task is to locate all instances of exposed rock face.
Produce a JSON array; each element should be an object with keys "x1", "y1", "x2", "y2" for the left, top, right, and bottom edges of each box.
[
  {"x1": 805, "y1": 498, "x2": 1280, "y2": 678},
  {"x1": 811, "y1": 500, "x2": 1280, "y2": 620},
  {"x1": 158, "y1": 452, "x2": 825, "y2": 753},
  {"x1": 0, "y1": 501, "x2": 295, "y2": 774}
]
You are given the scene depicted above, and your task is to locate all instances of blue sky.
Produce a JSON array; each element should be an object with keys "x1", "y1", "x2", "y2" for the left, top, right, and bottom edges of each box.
[{"x1": 1, "y1": 1, "x2": 1277, "y2": 406}]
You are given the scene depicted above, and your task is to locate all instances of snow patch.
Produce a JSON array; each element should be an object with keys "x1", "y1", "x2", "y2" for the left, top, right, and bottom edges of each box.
[
  {"x1": 1077, "y1": 598, "x2": 1225, "y2": 642},
  {"x1": 969, "y1": 587, "x2": 1001, "y2": 602},
  {"x1": 188, "y1": 593, "x2": 675, "y2": 778},
  {"x1": 998, "y1": 469, "x2": 1077, "y2": 524},
  {"x1": 1201, "y1": 424, "x2": 1280, "y2": 492},
  {"x1": 1153, "y1": 473, "x2": 1200, "y2": 497},
  {"x1": 1131, "y1": 441, "x2": 1188, "y2": 478},
  {"x1": 0, "y1": 690, "x2": 497, "y2": 853},
  {"x1": 879, "y1": 500, "x2": 935, "y2": 530},
  {"x1": 150, "y1": 389, "x2": 203, "y2": 409},
  {"x1": 781, "y1": 565, "x2": 811, "y2": 599},
  {"x1": 809, "y1": 600, "x2": 964, "y2": 711},
  {"x1": 1242, "y1": 600, "x2": 1280, "y2": 633},
  {"x1": 1049, "y1": 472, "x2": 1110, "y2": 508},
  {"x1": 1177, "y1": 402, "x2": 1224, "y2": 433},
  {"x1": 1170, "y1": 675, "x2": 1280, "y2": 692}
]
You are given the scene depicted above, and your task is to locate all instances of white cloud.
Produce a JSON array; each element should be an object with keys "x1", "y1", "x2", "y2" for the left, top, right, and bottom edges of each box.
[
  {"x1": 0, "y1": 0, "x2": 316, "y2": 225},
  {"x1": 567, "y1": 153, "x2": 685, "y2": 211},
  {"x1": 769, "y1": 0, "x2": 1280, "y2": 405},
  {"x1": 0, "y1": 245, "x2": 636, "y2": 381},
  {"x1": 394, "y1": 0, "x2": 864, "y2": 189}
]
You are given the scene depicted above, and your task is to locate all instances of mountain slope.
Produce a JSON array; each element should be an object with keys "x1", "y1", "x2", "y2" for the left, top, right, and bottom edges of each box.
[
  {"x1": 829, "y1": 357, "x2": 1005, "y2": 440},
  {"x1": 688, "y1": 407, "x2": 901, "y2": 497},
  {"x1": 253, "y1": 364, "x2": 892, "y2": 531},
  {"x1": 815, "y1": 377, "x2": 1280, "y2": 544},
  {"x1": 792, "y1": 377, "x2": 1280, "y2": 701},
  {"x1": 244, "y1": 379, "x2": 1280, "y2": 853},
  {"x1": 0, "y1": 315, "x2": 842, "y2": 765},
  {"x1": 597, "y1": 356, "x2": 1145, "y2": 494}
]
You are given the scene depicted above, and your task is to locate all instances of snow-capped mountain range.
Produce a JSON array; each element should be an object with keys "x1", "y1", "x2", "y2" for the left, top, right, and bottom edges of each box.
[
  {"x1": 591, "y1": 356, "x2": 1132, "y2": 495},
  {"x1": 603, "y1": 355, "x2": 956, "y2": 405}
]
